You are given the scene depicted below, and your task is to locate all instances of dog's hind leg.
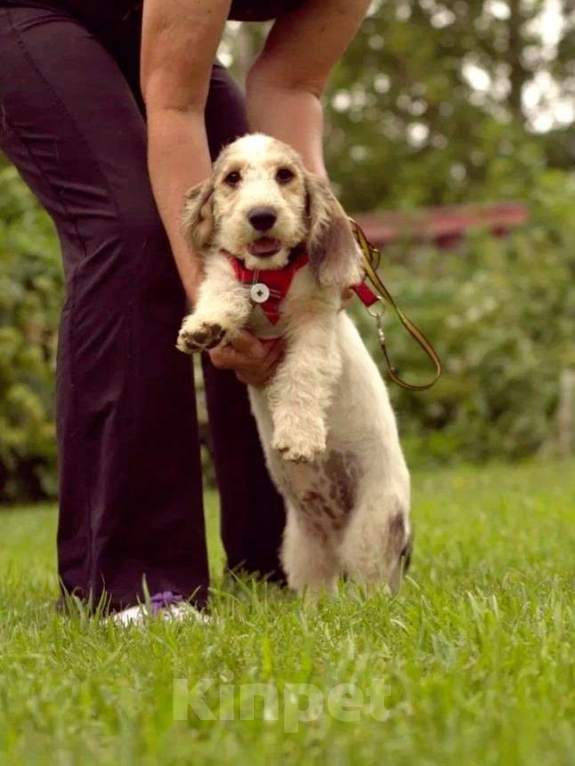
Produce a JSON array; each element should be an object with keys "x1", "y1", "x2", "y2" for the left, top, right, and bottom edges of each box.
[
  {"x1": 338, "y1": 494, "x2": 412, "y2": 595},
  {"x1": 281, "y1": 504, "x2": 339, "y2": 596}
]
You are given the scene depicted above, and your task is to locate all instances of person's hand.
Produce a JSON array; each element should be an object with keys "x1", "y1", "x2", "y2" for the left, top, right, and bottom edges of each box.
[{"x1": 208, "y1": 330, "x2": 285, "y2": 387}]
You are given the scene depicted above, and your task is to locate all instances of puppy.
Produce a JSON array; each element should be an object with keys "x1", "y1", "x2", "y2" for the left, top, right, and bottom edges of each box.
[{"x1": 178, "y1": 134, "x2": 411, "y2": 595}]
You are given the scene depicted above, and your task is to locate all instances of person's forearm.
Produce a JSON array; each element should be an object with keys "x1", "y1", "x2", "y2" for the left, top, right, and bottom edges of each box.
[
  {"x1": 141, "y1": 0, "x2": 230, "y2": 301},
  {"x1": 245, "y1": 0, "x2": 370, "y2": 178},
  {"x1": 147, "y1": 107, "x2": 212, "y2": 302},
  {"x1": 246, "y1": 74, "x2": 327, "y2": 177}
]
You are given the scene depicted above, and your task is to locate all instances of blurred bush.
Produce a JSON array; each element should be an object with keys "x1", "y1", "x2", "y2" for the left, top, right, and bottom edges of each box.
[
  {"x1": 0, "y1": 165, "x2": 63, "y2": 502},
  {"x1": 355, "y1": 169, "x2": 575, "y2": 466}
]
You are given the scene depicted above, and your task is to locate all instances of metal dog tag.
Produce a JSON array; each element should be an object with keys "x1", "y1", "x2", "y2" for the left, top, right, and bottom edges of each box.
[{"x1": 250, "y1": 283, "x2": 270, "y2": 303}]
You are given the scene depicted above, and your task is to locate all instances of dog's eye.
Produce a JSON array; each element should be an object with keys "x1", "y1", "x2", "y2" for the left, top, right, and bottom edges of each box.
[
  {"x1": 276, "y1": 167, "x2": 295, "y2": 184},
  {"x1": 224, "y1": 171, "x2": 241, "y2": 187}
]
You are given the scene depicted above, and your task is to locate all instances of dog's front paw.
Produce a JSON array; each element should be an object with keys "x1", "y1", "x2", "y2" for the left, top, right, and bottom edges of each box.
[
  {"x1": 272, "y1": 421, "x2": 327, "y2": 463},
  {"x1": 177, "y1": 318, "x2": 226, "y2": 354}
]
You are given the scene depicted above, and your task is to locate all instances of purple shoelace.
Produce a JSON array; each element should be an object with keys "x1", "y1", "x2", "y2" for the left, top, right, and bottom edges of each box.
[{"x1": 149, "y1": 591, "x2": 183, "y2": 617}]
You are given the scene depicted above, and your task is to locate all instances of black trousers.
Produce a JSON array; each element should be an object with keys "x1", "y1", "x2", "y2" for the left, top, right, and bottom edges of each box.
[{"x1": 0, "y1": 4, "x2": 286, "y2": 609}]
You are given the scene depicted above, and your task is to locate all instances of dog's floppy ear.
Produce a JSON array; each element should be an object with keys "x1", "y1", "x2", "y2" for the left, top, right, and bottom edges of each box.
[
  {"x1": 182, "y1": 179, "x2": 215, "y2": 254},
  {"x1": 305, "y1": 173, "x2": 362, "y2": 289}
]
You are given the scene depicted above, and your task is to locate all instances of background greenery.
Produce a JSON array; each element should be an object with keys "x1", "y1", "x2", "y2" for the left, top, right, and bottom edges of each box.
[
  {"x1": 357, "y1": 170, "x2": 575, "y2": 466},
  {"x1": 2, "y1": 0, "x2": 575, "y2": 501},
  {"x1": 0, "y1": 165, "x2": 61, "y2": 502}
]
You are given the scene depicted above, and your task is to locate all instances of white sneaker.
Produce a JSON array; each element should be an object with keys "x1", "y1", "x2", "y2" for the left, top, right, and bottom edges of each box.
[{"x1": 109, "y1": 591, "x2": 210, "y2": 627}]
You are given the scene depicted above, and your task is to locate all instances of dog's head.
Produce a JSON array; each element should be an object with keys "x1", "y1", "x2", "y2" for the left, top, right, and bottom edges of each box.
[{"x1": 182, "y1": 134, "x2": 362, "y2": 288}]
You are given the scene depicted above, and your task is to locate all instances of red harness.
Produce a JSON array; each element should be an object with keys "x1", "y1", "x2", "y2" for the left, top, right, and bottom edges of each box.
[
  {"x1": 351, "y1": 280, "x2": 379, "y2": 308},
  {"x1": 224, "y1": 248, "x2": 380, "y2": 324},
  {"x1": 226, "y1": 250, "x2": 310, "y2": 324}
]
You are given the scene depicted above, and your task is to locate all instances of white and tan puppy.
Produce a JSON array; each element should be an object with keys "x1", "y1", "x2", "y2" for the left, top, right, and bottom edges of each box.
[{"x1": 177, "y1": 134, "x2": 411, "y2": 595}]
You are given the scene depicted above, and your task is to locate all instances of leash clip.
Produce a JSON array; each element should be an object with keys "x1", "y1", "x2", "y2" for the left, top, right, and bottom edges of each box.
[
  {"x1": 375, "y1": 312, "x2": 386, "y2": 345},
  {"x1": 374, "y1": 312, "x2": 400, "y2": 376},
  {"x1": 368, "y1": 297, "x2": 387, "y2": 343},
  {"x1": 367, "y1": 294, "x2": 386, "y2": 320}
]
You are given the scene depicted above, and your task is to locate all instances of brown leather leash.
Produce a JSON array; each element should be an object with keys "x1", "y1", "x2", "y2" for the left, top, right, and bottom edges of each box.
[{"x1": 350, "y1": 218, "x2": 442, "y2": 391}]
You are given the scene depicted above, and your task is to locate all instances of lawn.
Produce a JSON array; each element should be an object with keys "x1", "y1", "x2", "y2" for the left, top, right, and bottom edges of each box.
[{"x1": 1, "y1": 460, "x2": 574, "y2": 765}]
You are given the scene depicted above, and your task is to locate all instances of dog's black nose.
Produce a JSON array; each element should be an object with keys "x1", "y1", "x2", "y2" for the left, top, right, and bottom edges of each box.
[{"x1": 248, "y1": 207, "x2": 277, "y2": 232}]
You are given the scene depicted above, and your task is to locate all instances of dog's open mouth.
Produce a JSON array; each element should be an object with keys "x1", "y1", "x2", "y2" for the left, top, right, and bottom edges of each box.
[{"x1": 247, "y1": 237, "x2": 283, "y2": 258}]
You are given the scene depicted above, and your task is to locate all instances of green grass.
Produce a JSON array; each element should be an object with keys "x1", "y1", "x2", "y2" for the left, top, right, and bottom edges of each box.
[{"x1": 1, "y1": 461, "x2": 574, "y2": 765}]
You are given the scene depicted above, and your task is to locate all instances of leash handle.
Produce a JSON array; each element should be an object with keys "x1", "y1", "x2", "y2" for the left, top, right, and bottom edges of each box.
[{"x1": 350, "y1": 219, "x2": 442, "y2": 392}]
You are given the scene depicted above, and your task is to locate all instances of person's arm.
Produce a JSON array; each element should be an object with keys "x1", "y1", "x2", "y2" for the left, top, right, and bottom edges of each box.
[
  {"x1": 141, "y1": 0, "x2": 230, "y2": 302},
  {"x1": 245, "y1": 0, "x2": 371, "y2": 176}
]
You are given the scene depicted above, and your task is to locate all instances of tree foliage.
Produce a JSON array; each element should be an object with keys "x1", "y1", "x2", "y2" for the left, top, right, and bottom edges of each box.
[
  {"x1": 355, "y1": 169, "x2": 575, "y2": 463},
  {"x1": 324, "y1": 0, "x2": 575, "y2": 210},
  {"x1": 0, "y1": 164, "x2": 62, "y2": 501}
]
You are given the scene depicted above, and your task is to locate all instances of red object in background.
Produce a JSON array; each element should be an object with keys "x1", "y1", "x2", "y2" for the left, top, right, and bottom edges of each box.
[{"x1": 352, "y1": 202, "x2": 529, "y2": 250}]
